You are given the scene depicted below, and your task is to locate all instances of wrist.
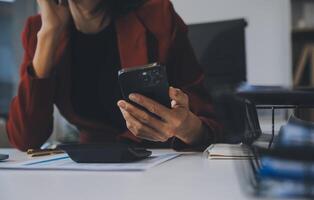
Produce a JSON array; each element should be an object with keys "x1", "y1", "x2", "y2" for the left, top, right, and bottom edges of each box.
[
  {"x1": 177, "y1": 113, "x2": 205, "y2": 145},
  {"x1": 38, "y1": 28, "x2": 62, "y2": 42}
]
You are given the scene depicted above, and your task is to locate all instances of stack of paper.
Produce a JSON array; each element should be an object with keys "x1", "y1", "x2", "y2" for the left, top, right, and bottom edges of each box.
[
  {"x1": 0, "y1": 152, "x2": 180, "y2": 171},
  {"x1": 204, "y1": 144, "x2": 254, "y2": 160}
]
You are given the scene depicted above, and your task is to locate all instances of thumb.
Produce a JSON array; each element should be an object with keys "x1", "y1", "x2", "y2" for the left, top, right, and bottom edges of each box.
[{"x1": 169, "y1": 87, "x2": 189, "y2": 108}]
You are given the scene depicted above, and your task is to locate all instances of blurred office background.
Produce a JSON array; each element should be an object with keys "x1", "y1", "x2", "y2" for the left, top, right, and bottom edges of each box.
[{"x1": 0, "y1": 0, "x2": 313, "y2": 148}]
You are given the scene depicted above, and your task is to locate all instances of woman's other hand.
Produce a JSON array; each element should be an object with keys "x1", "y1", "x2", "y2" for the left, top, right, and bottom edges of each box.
[
  {"x1": 117, "y1": 87, "x2": 206, "y2": 145},
  {"x1": 37, "y1": 0, "x2": 70, "y2": 33}
]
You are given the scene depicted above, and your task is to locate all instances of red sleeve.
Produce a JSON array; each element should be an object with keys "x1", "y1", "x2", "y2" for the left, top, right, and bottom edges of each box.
[
  {"x1": 165, "y1": 7, "x2": 223, "y2": 151},
  {"x1": 6, "y1": 16, "x2": 56, "y2": 151}
]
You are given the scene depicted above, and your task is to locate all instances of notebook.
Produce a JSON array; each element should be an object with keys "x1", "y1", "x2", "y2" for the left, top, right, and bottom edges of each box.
[{"x1": 204, "y1": 144, "x2": 253, "y2": 160}]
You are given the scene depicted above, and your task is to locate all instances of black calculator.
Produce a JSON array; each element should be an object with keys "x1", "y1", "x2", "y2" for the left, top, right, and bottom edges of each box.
[{"x1": 0, "y1": 154, "x2": 9, "y2": 161}]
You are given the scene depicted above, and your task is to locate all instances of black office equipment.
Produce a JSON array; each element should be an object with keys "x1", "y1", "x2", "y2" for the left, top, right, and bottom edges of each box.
[
  {"x1": 255, "y1": 116, "x2": 314, "y2": 162},
  {"x1": 188, "y1": 18, "x2": 247, "y2": 88},
  {"x1": 58, "y1": 143, "x2": 152, "y2": 163},
  {"x1": 241, "y1": 117, "x2": 314, "y2": 198},
  {"x1": 188, "y1": 19, "x2": 249, "y2": 143},
  {"x1": 0, "y1": 154, "x2": 9, "y2": 161},
  {"x1": 237, "y1": 84, "x2": 314, "y2": 146},
  {"x1": 237, "y1": 85, "x2": 314, "y2": 106}
]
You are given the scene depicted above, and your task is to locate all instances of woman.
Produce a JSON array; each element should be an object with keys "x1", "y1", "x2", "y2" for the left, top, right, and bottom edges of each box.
[{"x1": 6, "y1": 0, "x2": 221, "y2": 151}]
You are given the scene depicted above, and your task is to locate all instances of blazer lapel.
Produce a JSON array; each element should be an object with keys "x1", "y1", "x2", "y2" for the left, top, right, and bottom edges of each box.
[{"x1": 116, "y1": 13, "x2": 148, "y2": 69}]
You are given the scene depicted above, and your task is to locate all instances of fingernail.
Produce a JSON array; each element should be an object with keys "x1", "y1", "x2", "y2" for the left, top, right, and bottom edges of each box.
[
  {"x1": 174, "y1": 89, "x2": 179, "y2": 95},
  {"x1": 118, "y1": 101, "x2": 126, "y2": 109},
  {"x1": 171, "y1": 100, "x2": 177, "y2": 108},
  {"x1": 129, "y1": 94, "x2": 137, "y2": 101}
]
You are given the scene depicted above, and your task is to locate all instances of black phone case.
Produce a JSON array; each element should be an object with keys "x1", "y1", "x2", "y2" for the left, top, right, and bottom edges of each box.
[
  {"x1": 58, "y1": 143, "x2": 152, "y2": 163},
  {"x1": 118, "y1": 63, "x2": 171, "y2": 108}
]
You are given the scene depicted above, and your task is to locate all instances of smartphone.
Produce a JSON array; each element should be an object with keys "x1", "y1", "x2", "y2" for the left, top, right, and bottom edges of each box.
[{"x1": 118, "y1": 63, "x2": 171, "y2": 109}]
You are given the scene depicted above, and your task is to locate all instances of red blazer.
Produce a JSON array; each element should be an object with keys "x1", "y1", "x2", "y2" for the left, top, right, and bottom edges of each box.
[{"x1": 6, "y1": 0, "x2": 222, "y2": 151}]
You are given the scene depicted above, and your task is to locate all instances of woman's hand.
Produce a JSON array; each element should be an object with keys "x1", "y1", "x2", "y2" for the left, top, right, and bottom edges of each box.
[
  {"x1": 117, "y1": 87, "x2": 206, "y2": 144},
  {"x1": 37, "y1": 0, "x2": 70, "y2": 34}
]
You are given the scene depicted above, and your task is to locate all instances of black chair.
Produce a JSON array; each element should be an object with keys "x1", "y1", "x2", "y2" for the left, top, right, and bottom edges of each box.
[
  {"x1": 188, "y1": 19, "x2": 247, "y2": 88},
  {"x1": 188, "y1": 19, "x2": 262, "y2": 144}
]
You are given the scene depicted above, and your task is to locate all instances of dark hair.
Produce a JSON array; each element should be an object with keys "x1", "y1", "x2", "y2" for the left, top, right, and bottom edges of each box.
[{"x1": 95, "y1": 0, "x2": 146, "y2": 17}]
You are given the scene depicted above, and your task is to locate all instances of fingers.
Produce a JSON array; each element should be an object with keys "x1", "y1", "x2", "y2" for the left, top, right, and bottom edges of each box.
[
  {"x1": 117, "y1": 100, "x2": 167, "y2": 132},
  {"x1": 37, "y1": 0, "x2": 68, "y2": 19},
  {"x1": 169, "y1": 87, "x2": 189, "y2": 108},
  {"x1": 37, "y1": 1, "x2": 57, "y2": 26},
  {"x1": 37, "y1": 0, "x2": 68, "y2": 10},
  {"x1": 37, "y1": 0, "x2": 56, "y2": 11},
  {"x1": 128, "y1": 94, "x2": 172, "y2": 121},
  {"x1": 119, "y1": 108, "x2": 169, "y2": 142},
  {"x1": 171, "y1": 100, "x2": 178, "y2": 108},
  {"x1": 58, "y1": 0, "x2": 68, "y2": 6}
]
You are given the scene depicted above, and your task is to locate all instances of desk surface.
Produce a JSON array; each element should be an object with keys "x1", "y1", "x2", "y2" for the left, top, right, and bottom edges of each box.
[{"x1": 0, "y1": 149, "x2": 299, "y2": 200}]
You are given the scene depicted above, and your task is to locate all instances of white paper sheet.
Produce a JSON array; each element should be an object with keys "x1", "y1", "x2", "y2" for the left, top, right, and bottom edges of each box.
[
  {"x1": 0, "y1": 152, "x2": 180, "y2": 171},
  {"x1": 204, "y1": 144, "x2": 253, "y2": 160}
]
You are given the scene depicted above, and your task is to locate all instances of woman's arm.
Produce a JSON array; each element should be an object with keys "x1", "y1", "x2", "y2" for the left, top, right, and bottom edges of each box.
[
  {"x1": 6, "y1": 1, "x2": 71, "y2": 151},
  {"x1": 33, "y1": 0, "x2": 70, "y2": 78},
  {"x1": 6, "y1": 17, "x2": 56, "y2": 151}
]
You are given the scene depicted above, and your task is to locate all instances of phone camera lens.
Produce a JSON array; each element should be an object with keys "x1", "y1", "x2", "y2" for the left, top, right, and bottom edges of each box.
[
  {"x1": 152, "y1": 69, "x2": 160, "y2": 76},
  {"x1": 143, "y1": 75, "x2": 151, "y2": 83},
  {"x1": 154, "y1": 79, "x2": 161, "y2": 85}
]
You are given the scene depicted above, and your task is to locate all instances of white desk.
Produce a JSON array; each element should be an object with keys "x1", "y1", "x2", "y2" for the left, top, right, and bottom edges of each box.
[{"x1": 0, "y1": 149, "x2": 298, "y2": 200}]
